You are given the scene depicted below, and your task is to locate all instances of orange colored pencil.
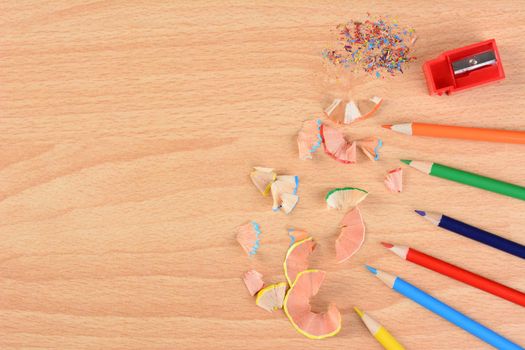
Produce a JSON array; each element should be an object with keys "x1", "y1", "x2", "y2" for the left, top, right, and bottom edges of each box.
[{"x1": 383, "y1": 122, "x2": 525, "y2": 144}]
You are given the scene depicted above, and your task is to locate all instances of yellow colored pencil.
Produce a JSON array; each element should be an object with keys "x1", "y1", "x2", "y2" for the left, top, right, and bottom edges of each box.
[{"x1": 354, "y1": 307, "x2": 405, "y2": 350}]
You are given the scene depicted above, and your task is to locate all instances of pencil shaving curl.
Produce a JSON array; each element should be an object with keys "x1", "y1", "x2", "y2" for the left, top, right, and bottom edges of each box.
[{"x1": 284, "y1": 270, "x2": 341, "y2": 339}]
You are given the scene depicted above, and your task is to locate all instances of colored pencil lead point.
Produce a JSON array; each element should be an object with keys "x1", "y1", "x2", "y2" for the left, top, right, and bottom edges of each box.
[
  {"x1": 353, "y1": 306, "x2": 364, "y2": 317},
  {"x1": 414, "y1": 210, "x2": 426, "y2": 216},
  {"x1": 381, "y1": 242, "x2": 394, "y2": 248},
  {"x1": 382, "y1": 124, "x2": 392, "y2": 129},
  {"x1": 365, "y1": 265, "x2": 377, "y2": 275},
  {"x1": 400, "y1": 159, "x2": 411, "y2": 165}
]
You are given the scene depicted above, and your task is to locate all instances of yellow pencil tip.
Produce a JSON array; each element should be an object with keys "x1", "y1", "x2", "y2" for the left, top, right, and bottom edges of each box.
[{"x1": 353, "y1": 306, "x2": 364, "y2": 317}]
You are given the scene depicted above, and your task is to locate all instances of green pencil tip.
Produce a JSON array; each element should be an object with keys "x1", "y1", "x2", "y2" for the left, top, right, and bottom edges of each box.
[{"x1": 400, "y1": 159, "x2": 411, "y2": 165}]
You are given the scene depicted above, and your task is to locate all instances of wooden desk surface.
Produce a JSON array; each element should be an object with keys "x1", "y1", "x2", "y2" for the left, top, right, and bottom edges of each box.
[{"x1": 1, "y1": 1, "x2": 524, "y2": 349}]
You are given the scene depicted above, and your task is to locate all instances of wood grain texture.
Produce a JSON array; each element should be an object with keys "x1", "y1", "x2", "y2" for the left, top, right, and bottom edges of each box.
[{"x1": 1, "y1": 1, "x2": 524, "y2": 349}]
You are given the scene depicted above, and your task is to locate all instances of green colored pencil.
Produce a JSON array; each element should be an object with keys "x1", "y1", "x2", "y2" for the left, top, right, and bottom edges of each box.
[{"x1": 401, "y1": 160, "x2": 525, "y2": 201}]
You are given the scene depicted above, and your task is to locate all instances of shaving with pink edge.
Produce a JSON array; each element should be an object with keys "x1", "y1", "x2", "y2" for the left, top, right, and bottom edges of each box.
[
  {"x1": 297, "y1": 119, "x2": 323, "y2": 160},
  {"x1": 384, "y1": 167, "x2": 403, "y2": 193},
  {"x1": 335, "y1": 207, "x2": 366, "y2": 263},
  {"x1": 243, "y1": 269, "x2": 264, "y2": 296},
  {"x1": 320, "y1": 123, "x2": 357, "y2": 163}
]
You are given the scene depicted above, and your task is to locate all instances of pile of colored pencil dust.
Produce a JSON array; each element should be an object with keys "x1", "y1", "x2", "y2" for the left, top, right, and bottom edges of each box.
[{"x1": 322, "y1": 15, "x2": 417, "y2": 78}]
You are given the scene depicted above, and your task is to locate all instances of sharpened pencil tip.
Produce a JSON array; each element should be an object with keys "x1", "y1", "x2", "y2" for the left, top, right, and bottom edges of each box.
[
  {"x1": 382, "y1": 124, "x2": 392, "y2": 129},
  {"x1": 381, "y1": 242, "x2": 393, "y2": 248},
  {"x1": 400, "y1": 159, "x2": 411, "y2": 165},
  {"x1": 353, "y1": 306, "x2": 364, "y2": 317},
  {"x1": 415, "y1": 210, "x2": 426, "y2": 217},
  {"x1": 365, "y1": 265, "x2": 377, "y2": 275}
]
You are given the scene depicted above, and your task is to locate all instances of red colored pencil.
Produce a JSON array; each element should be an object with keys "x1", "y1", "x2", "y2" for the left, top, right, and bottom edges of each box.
[{"x1": 381, "y1": 242, "x2": 525, "y2": 307}]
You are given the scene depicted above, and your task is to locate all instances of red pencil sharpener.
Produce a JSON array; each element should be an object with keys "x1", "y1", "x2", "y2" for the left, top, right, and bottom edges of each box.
[{"x1": 423, "y1": 39, "x2": 505, "y2": 95}]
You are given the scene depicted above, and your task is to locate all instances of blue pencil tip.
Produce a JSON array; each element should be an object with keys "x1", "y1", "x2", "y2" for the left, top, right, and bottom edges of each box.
[
  {"x1": 415, "y1": 210, "x2": 426, "y2": 216},
  {"x1": 365, "y1": 265, "x2": 377, "y2": 275}
]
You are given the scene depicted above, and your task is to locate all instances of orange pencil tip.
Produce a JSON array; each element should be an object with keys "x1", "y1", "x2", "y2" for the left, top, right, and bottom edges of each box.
[
  {"x1": 380, "y1": 242, "x2": 393, "y2": 248},
  {"x1": 381, "y1": 124, "x2": 392, "y2": 129}
]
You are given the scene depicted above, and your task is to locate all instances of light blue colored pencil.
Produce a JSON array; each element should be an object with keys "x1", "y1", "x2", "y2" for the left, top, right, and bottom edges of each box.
[{"x1": 366, "y1": 265, "x2": 524, "y2": 350}]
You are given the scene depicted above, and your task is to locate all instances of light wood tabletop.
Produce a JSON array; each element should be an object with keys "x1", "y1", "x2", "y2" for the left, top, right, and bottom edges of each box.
[{"x1": 1, "y1": 1, "x2": 524, "y2": 349}]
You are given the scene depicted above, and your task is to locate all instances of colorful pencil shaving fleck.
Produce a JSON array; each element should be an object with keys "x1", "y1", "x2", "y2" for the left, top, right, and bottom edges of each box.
[
  {"x1": 236, "y1": 221, "x2": 262, "y2": 256},
  {"x1": 322, "y1": 15, "x2": 417, "y2": 77},
  {"x1": 250, "y1": 167, "x2": 300, "y2": 214}
]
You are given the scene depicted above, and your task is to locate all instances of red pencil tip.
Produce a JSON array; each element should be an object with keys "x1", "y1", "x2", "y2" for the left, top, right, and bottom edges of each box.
[
  {"x1": 382, "y1": 124, "x2": 392, "y2": 129},
  {"x1": 380, "y1": 242, "x2": 393, "y2": 248}
]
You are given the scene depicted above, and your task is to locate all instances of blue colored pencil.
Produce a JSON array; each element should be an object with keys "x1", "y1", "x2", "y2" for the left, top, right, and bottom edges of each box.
[
  {"x1": 366, "y1": 266, "x2": 524, "y2": 350},
  {"x1": 415, "y1": 210, "x2": 525, "y2": 259}
]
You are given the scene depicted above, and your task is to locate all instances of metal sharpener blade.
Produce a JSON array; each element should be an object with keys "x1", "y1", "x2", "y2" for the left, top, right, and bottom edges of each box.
[{"x1": 452, "y1": 51, "x2": 497, "y2": 75}]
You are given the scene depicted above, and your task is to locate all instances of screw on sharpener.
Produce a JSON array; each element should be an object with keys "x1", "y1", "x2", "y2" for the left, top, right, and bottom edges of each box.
[
  {"x1": 452, "y1": 51, "x2": 497, "y2": 75},
  {"x1": 423, "y1": 39, "x2": 505, "y2": 95}
]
